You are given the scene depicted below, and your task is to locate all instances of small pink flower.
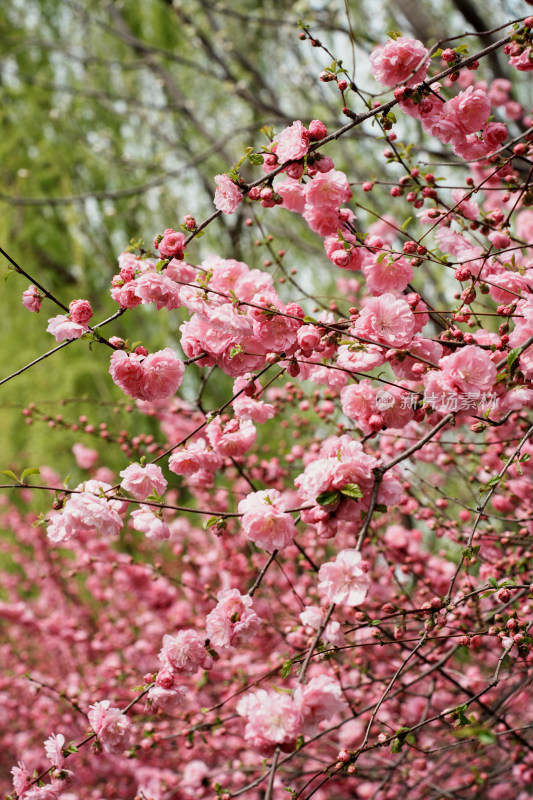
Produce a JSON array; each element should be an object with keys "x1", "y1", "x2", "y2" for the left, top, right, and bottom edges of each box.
[
  {"x1": 148, "y1": 680, "x2": 188, "y2": 711},
  {"x1": 370, "y1": 36, "x2": 429, "y2": 87},
  {"x1": 120, "y1": 463, "x2": 167, "y2": 500},
  {"x1": 141, "y1": 348, "x2": 185, "y2": 401},
  {"x1": 443, "y1": 87, "x2": 492, "y2": 135},
  {"x1": 205, "y1": 588, "x2": 262, "y2": 648},
  {"x1": 44, "y1": 732, "x2": 66, "y2": 768},
  {"x1": 275, "y1": 120, "x2": 310, "y2": 163},
  {"x1": 69, "y1": 298, "x2": 93, "y2": 324},
  {"x1": 22, "y1": 285, "x2": 42, "y2": 313},
  {"x1": 88, "y1": 700, "x2": 132, "y2": 754},
  {"x1": 131, "y1": 507, "x2": 170, "y2": 541},
  {"x1": 134, "y1": 272, "x2": 182, "y2": 310},
  {"x1": 318, "y1": 549, "x2": 370, "y2": 606},
  {"x1": 207, "y1": 417, "x2": 257, "y2": 458},
  {"x1": 237, "y1": 689, "x2": 302, "y2": 755},
  {"x1": 72, "y1": 443, "x2": 99, "y2": 470},
  {"x1": 46, "y1": 314, "x2": 88, "y2": 342},
  {"x1": 109, "y1": 350, "x2": 145, "y2": 398},
  {"x1": 159, "y1": 630, "x2": 212, "y2": 675},
  {"x1": 509, "y1": 48, "x2": 533, "y2": 71},
  {"x1": 155, "y1": 228, "x2": 186, "y2": 259},
  {"x1": 354, "y1": 293, "x2": 416, "y2": 347},
  {"x1": 294, "y1": 675, "x2": 347, "y2": 736},
  {"x1": 11, "y1": 761, "x2": 32, "y2": 795},
  {"x1": 214, "y1": 174, "x2": 243, "y2": 214},
  {"x1": 238, "y1": 489, "x2": 297, "y2": 551}
]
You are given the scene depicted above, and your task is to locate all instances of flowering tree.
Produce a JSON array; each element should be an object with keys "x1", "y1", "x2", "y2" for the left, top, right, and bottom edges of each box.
[{"x1": 3, "y1": 9, "x2": 533, "y2": 800}]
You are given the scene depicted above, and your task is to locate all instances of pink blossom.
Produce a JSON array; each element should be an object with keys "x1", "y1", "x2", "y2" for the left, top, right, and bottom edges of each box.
[
  {"x1": 300, "y1": 606, "x2": 345, "y2": 647},
  {"x1": 294, "y1": 674, "x2": 347, "y2": 735},
  {"x1": 509, "y1": 49, "x2": 533, "y2": 71},
  {"x1": 337, "y1": 344, "x2": 386, "y2": 372},
  {"x1": 443, "y1": 87, "x2": 492, "y2": 135},
  {"x1": 109, "y1": 350, "x2": 145, "y2": 399},
  {"x1": 148, "y1": 675, "x2": 188, "y2": 711},
  {"x1": 155, "y1": 228, "x2": 186, "y2": 259},
  {"x1": 205, "y1": 588, "x2": 262, "y2": 647},
  {"x1": 44, "y1": 732, "x2": 66, "y2": 768},
  {"x1": 304, "y1": 169, "x2": 352, "y2": 209},
  {"x1": 23, "y1": 787, "x2": 60, "y2": 800},
  {"x1": 318, "y1": 549, "x2": 370, "y2": 606},
  {"x1": 72, "y1": 443, "x2": 99, "y2": 470},
  {"x1": 237, "y1": 689, "x2": 302, "y2": 755},
  {"x1": 168, "y1": 438, "x2": 222, "y2": 477},
  {"x1": 111, "y1": 280, "x2": 143, "y2": 309},
  {"x1": 131, "y1": 507, "x2": 170, "y2": 540},
  {"x1": 11, "y1": 761, "x2": 32, "y2": 795},
  {"x1": 120, "y1": 463, "x2": 167, "y2": 500},
  {"x1": 88, "y1": 700, "x2": 132, "y2": 754},
  {"x1": 22, "y1": 285, "x2": 42, "y2": 313},
  {"x1": 69, "y1": 298, "x2": 93, "y2": 324},
  {"x1": 439, "y1": 345, "x2": 497, "y2": 394},
  {"x1": 353, "y1": 293, "x2": 416, "y2": 347},
  {"x1": 232, "y1": 376, "x2": 276, "y2": 422},
  {"x1": 275, "y1": 178, "x2": 306, "y2": 214},
  {"x1": 483, "y1": 122, "x2": 508, "y2": 149},
  {"x1": 47, "y1": 489, "x2": 123, "y2": 543},
  {"x1": 46, "y1": 314, "x2": 88, "y2": 342},
  {"x1": 213, "y1": 174, "x2": 243, "y2": 214},
  {"x1": 142, "y1": 349, "x2": 185, "y2": 401},
  {"x1": 275, "y1": 120, "x2": 310, "y2": 163},
  {"x1": 158, "y1": 630, "x2": 212, "y2": 674},
  {"x1": 207, "y1": 417, "x2": 257, "y2": 458},
  {"x1": 516, "y1": 209, "x2": 533, "y2": 242},
  {"x1": 362, "y1": 253, "x2": 413, "y2": 294},
  {"x1": 134, "y1": 272, "x2": 182, "y2": 310},
  {"x1": 370, "y1": 36, "x2": 429, "y2": 87},
  {"x1": 238, "y1": 489, "x2": 297, "y2": 551},
  {"x1": 165, "y1": 258, "x2": 196, "y2": 283}
]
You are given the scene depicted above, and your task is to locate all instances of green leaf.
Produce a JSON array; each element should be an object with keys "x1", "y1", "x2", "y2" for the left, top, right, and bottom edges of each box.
[
  {"x1": 375, "y1": 503, "x2": 388, "y2": 513},
  {"x1": 0, "y1": 469, "x2": 19, "y2": 482},
  {"x1": 303, "y1": 315, "x2": 317, "y2": 324},
  {"x1": 507, "y1": 348, "x2": 521, "y2": 369},
  {"x1": 20, "y1": 467, "x2": 40, "y2": 482},
  {"x1": 247, "y1": 152, "x2": 264, "y2": 165},
  {"x1": 203, "y1": 516, "x2": 222, "y2": 530},
  {"x1": 377, "y1": 251, "x2": 387, "y2": 263},
  {"x1": 455, "y1": 44, "x2": 469, "y2": 54},
  {"x1": 316, "y1": 490, "x2": 340, "y2": 506},
  {"x1": 488, "y1": 577, "x2": 498, "y2": 589},
  {"x1": 400, "y1": 216, "x2": 413, "y2": 232},
  {"x1": 477, "y1": 729, "x2": 496, "y2": 745},
  {"x1": 340, "y1": 483, "x2": 363, "y2": 499},
  {"x1": 281, "y1": 656, "x2": 292, "y2": 678}
]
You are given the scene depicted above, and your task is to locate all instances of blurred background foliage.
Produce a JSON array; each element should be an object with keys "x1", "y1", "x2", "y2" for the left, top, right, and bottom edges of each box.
[{"x1": 0, "y1": 0, "x2": 530, "y2": 477}]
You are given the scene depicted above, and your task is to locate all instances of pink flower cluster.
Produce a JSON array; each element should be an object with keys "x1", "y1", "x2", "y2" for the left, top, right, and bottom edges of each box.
[
  {"x1": 119, "y1": 462, "x2": 167, "y2": 499},
  {"x1": 370, "y1": 36, "x2": 429, "y2": 87},
  {"x1": 88, "y1": 700, "x2": 132, "y2": 754},
  {"x1": 46, "y1": 480, "x2": 123, "y2": 543},
  {"x1": 399, "y1": 85, "x2": 506, "y2": 160},
  {"x1": 238, "y1": 489, "x2": 298, "y2": 551},
  {"x1": 237, "y1": 675, "x2": 347, "y2": 755},
  {"x1": 148, "y1": 630, "x2": 212, "y2": 711},
  {"x1": 295, "y1": 434, "x2": 402, "y2": 539},
  {"x1": 205, "y1": 588, "x2": 262, "y2": 648},
  {"x1": 213, "y1": 174, "x2": 243, "y2": 214},
  {"x1": 109, "y1": 347, "x2": 185, "y2": 401},
  {"x1": 317, "y1": 548, "x2": 370, "y2": 606}
]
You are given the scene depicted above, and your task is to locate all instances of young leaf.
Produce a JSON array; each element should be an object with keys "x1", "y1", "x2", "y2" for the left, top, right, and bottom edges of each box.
[{"x1": 316, "y1": 490, "x2": 341, "y2": 506}]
